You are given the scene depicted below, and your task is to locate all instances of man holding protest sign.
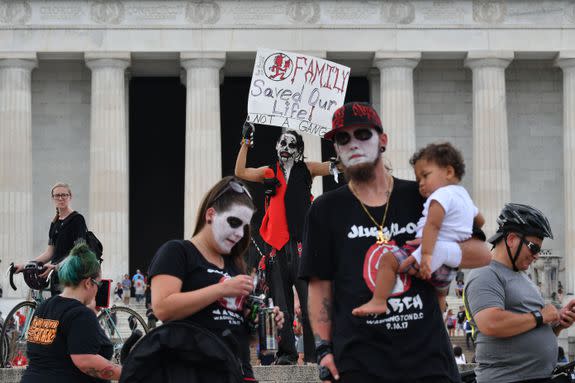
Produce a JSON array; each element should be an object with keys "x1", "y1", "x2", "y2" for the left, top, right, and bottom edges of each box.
[
  {"x1": 235, "y1": 125, "x2": 332, "y2": 365},
  {"x1": 235, "y1": 49, "x2": 349, "y2": 365}
]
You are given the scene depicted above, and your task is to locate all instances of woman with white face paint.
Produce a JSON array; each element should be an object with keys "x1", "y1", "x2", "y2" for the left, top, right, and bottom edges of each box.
[
  {"x1": 235, "y1": 126, "x2": 335, "y2": 365},
  {"x1": 149, "y1": 176, "x2": 285, "y2": 381}
]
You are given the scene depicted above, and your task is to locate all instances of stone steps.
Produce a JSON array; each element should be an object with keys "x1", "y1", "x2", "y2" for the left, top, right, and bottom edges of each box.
[
  {"x1": 449, "y1": 335, "x2": 475, "y2": 363},
  {"x1": 0, "y1": 364, "x2": 477, "y2": 383}
]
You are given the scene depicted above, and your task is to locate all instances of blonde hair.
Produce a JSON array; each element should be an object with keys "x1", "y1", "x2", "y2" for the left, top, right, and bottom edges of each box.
[{"x1": 51, "y1": 182, "x2": 72, "y2": 223}]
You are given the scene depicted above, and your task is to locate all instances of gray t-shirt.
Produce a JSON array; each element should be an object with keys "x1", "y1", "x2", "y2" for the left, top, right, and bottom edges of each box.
[{"x1": 466, "y1": 260, "x2": 557, "y2": 383}]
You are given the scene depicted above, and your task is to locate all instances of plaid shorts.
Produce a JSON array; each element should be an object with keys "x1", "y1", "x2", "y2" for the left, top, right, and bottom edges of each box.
[{"x1": 391, "y1": 244, "x2": 457, "y2": 294}]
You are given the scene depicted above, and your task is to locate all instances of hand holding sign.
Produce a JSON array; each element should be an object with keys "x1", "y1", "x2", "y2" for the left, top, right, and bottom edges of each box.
[
  {"x1": 247, "y1": 49, "x2": 350, "y2": 137},
  {"x1": 241, "y1": 121, "x2": 255, "y2": 147}
]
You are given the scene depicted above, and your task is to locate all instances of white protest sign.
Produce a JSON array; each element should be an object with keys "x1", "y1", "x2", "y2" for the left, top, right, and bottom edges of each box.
[{"x1": 247, "y1": 48, "x2": 350, "y2": 137}]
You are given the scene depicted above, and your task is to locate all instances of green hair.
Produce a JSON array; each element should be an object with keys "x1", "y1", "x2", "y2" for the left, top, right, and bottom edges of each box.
[{"x1": 58, "y1": 242, "x2": 101, "y2": 287}]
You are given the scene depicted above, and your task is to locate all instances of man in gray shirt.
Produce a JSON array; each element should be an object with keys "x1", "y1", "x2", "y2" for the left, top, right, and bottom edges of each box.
[{"x1": 465, "y1": 203, "x2": 575, "y2": 383}]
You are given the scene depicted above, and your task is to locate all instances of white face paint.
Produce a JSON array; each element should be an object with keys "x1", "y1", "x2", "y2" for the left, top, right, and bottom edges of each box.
[
  {"x1": 276, "y1": 133, "x2": 298, "y2": 163},
  {"x1": 336, "y1": 127, "x2": 380, "y2": 168},
  {"x1": 211, "y1": 204, "x2": 254, "y2": 254}
]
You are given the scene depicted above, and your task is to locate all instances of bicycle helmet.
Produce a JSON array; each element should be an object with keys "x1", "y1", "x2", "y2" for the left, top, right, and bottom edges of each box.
[
  {"x1": 488, "y1": 203, "x2": 553, "y2": 244},
  {"x1": 488, "y1": 203, "x2": 553, "y2": 271},
  {"x1": 22, "y1": 261, "x2": 50, "y2": 290}
]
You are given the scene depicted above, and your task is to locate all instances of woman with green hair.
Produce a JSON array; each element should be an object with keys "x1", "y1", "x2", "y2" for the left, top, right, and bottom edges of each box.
[{"x1": 21, "y1": 242, "x2": 121, "y2": 383}]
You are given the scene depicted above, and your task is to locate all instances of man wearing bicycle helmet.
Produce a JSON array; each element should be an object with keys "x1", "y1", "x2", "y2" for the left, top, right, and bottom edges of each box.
[{"x1": 465, "y1": 203, "x2": 575, "y2": 383}]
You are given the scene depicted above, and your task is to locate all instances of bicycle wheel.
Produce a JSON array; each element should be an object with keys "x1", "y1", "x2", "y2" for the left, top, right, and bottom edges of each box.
[
  {"x1": 0, "y1": 301, "x2": 36, "y2": 368},
  {"x1": 97, "y1": 306, "x2": 148, "y2": 365}
]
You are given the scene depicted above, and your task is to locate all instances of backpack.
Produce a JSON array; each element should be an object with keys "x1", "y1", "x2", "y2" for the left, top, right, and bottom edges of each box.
[{"x1": 85, "y1": 230, "x2": 103, "y2": 261}]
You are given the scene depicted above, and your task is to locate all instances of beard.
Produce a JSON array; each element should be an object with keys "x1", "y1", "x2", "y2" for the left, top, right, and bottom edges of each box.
[{"x1": 343, "y1": 156, "x2": 380, "y2": 183}]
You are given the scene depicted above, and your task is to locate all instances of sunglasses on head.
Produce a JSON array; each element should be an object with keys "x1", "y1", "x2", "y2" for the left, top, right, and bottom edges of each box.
[
  {"x1": 213, "y1": 180, "x2": 252, "y2": 203},
  {"x1": 333, "y1": 128, "x2": 374, "y2": 146},
  {"x1": 520, "y1": 237, "x2": 541, "y2": 256}
]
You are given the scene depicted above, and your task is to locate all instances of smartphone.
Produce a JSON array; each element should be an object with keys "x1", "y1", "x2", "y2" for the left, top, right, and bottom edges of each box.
[{"x1": 95, "y1": 279, "x2": 112, "y2": 309}]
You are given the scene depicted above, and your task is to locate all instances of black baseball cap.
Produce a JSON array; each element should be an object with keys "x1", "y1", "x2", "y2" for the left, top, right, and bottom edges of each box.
[{"x1": 325, "y1": 102, "x2": 383, "y2": 140}]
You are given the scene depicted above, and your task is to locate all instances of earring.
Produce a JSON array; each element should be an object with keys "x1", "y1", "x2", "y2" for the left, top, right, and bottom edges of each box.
[
  {"x1": 207, "y1": 219, "x2": 212, "y2": 224},
  {"x1": 380, "y1": 146, "x2": 386, "y2": 153}
]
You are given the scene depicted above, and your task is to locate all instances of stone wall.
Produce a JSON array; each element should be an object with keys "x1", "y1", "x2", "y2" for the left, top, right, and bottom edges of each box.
[
  {"x1": 31, "y1": 60, "x2": 91, "y2": 257},
  {"x1": 506, "y1": 60, "x2": 564, "y2": 266},
  {"x1": 414, "y1": 60, "x2": 473, "y2": 192}
]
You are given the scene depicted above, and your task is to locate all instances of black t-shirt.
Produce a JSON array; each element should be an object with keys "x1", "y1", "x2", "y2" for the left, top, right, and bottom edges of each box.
[
  {"x1": 22, "y1": 296, "x2": 113, "y2": 383},
  {"x1": 299, "y1": 179, "x2": 460, "y2": 382},
  {"x1": 457, "y1": 310, "x2": 466, "y2": 324},
  {"x1": 48, "y1": 212, "x2": 87, "y2": 264},
  {"x1": 148, "y1": 240, "x2": 253, "y2": 376}
]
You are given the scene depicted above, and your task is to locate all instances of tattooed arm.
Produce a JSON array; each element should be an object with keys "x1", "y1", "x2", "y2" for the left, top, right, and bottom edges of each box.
[
  {"x1": 71, "y1": 354, "x2": 121, "y2": 381},
  {"x1": 308, "y1": 278, "x2": 333, "y2": 341},
  {"x1": 308, "y1": 278, "x2": 339, "y2": 381}
]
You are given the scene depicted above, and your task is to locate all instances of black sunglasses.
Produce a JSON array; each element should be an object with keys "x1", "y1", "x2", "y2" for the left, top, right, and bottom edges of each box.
[
  {"x1": 213, "y1": 180, "x2": 252, "y2": 203},
  {"x1": 334, "y1": 128, "x2": 374, "y2": 146},
  {"x1": 521, "y1": 238, "x2": 541, "y2": 256}
]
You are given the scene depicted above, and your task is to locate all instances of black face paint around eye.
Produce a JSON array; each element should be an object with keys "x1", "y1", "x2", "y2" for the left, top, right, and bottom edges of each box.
[{"x1": 227, "y1": 216, "x2": 243, "y2": 229}]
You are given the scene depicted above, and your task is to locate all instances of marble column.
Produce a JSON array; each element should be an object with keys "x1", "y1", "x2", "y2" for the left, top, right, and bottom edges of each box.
[
  {"x1": 374, "y1": 52, "x2": 421, "y2": 180},
  {"x1": 368, "y1": 68, "x2": 381, "y2": 118},
  {"x1": 555, "y1": 52, "x2": 575, "y2": 295},
  {"x1": 302, "y1": 134, "x2": 323, "y2": 197},
  {"x1": 85, "y1": 52, "x2": 130, "y2": 283},
  {"x1": 0, "y1": 53, "x2": 37, "y2": 297},
  {"x1": 465, "y1": 51, "x2": 513, "y2": 238},
  {"x1": 301, "y1": 51, "x2": 326, "y2": 197},
  {"x1": 180, "y1": 52, "x2": 225, "y2": 237}
]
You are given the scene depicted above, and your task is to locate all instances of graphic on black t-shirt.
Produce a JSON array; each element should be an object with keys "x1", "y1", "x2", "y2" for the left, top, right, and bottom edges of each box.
[
  {"x1": 210, "y1": 270, "x2": 246, "y2": 312},
  {"x1": 361, "y1": 240, "x2": 425, "y2": 330},
  {"x1": 362, "y1": 240, "x2": 411, "y2": 296},
  {"x1": 27, "y1": 317, "x2": 58, "y2": 345}
]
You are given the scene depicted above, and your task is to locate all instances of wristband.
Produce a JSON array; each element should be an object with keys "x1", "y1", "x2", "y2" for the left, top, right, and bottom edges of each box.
[
  {"x1": 315, "y1": 340, "x2": 333, "y2": 364},
  {"x1": 531, "y1": 310, "x2": 543, "y2": 328}
]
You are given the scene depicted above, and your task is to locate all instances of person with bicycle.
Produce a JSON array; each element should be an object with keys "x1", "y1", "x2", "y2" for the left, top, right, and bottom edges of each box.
[
  {"x1": 21, "y1": 242, "x2": 121, "y2": 383},
  {"x1": 14, "y1": 182, "x2": 87, "y2": 296},
  {"x1": 464, "y1": 203, "x2": 575, "y2": 383},
  {"x1": 149, "y1": 176, "x2": 285, "y2": 382}
]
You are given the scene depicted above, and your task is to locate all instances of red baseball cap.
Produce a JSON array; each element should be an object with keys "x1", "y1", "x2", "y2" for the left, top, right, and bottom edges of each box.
[{"x1": 325, "y1": 102, "x2": 383, "y2": 140}]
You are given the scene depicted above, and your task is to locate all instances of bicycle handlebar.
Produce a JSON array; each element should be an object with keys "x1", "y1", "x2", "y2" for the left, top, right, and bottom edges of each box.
[
  {"x1": 7, "y1": 262, "x2": 17, "y2": 291},
  {"x1": 553, "y1": 360, "x2": 575, "y2": 376},
  {"x1": 6, "y1": 262, "x2": 54, "y2": 291}
]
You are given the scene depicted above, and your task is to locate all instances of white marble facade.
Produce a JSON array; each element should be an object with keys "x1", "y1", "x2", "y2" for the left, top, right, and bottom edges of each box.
[{"x1": 0, "y1": 0, "x2": 574, "y2": 310}]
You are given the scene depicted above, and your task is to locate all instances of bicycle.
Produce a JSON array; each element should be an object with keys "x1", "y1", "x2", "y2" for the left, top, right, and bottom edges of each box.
[
  {"x1": 0, "y1": 262, "x2": 149, "y2": 367},
  {"x1": 97, "y1": 305, "x2": 148, "y2": 365},
  {"x1": 0, "y1": 263, "x2": 48, "y2": 368}
]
